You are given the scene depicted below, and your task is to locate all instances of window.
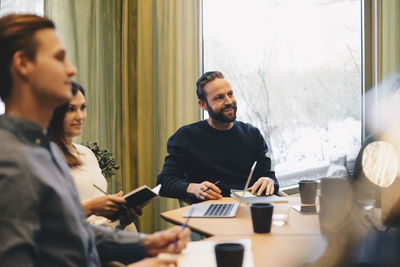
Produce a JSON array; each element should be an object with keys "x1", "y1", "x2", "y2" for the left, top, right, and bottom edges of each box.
[
  {"x1": 0, "y1": 0, "x2": 44, "y2": 114},
  {"x1": 0, "y1": 0, "x2": 43, "y2": 16},
  {"x1": 203, "y1": 0, "x2": 362, "y2": 187}
]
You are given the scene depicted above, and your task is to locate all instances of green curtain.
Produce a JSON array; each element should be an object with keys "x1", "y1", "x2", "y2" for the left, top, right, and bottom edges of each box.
[
  {"x1": 362, "y1": 0, "x2": 400, "y2": 219},
  {"x1": 44, "y1": 0, "x2": 201, "y2": 233},
  {"x1": 134, "y1": 0, "x2": 202, "y2": 232},
  {"x1": 363, "y1": 0, "x2": 400, "y2": 137},
  {"x1": 45, "y1": 0, "x2": 124, "y2": 193},
  {"x1": 150, "y1": 0, "x2": 202, "y2": 231},
  {"x1": 380, "y1": 0, "x2": 400, "y2": 79},
  {"x1": 379, "y1": 0, "x2": 400, "y2": 220}
]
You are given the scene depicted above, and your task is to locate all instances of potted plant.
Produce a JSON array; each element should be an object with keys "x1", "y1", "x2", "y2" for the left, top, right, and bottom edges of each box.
[{"x1": 82, "y1": 142, "x2": 120, "y2": 192}]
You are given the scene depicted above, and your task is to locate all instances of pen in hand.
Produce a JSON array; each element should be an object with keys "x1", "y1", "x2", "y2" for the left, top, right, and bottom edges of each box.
[
  {"x1": 174, "y1": 206, "x2": 194, "y2": 251},
  {"x1": 203, "y1": 180, "x2": 220, "y2": 193},
  {"x1": 93, "y1": 183, "x2": 109, "y2": 195},
  {"x1": 92, "y1": 184, "x2": 129, "y2": 211}
]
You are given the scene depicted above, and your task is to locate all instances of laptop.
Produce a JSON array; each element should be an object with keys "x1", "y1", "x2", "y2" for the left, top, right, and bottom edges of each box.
[{"x1": 183, "y1": 161, "x2": 257, "y2": 218}]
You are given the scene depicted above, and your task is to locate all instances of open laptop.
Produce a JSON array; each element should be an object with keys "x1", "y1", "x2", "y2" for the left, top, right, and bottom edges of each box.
[{"x1": 183, "y1": 161, "x2": 257, "y2": 218}]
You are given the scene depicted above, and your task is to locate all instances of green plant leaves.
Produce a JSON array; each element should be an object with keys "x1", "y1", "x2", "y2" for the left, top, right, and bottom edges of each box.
[{"x1": 82, "y1": 142, "x2": 120, "y2": 180}]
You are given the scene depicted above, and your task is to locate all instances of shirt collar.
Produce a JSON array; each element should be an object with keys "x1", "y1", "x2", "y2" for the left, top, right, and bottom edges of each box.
[
  {"x1": 0, "y1": 114, "x2": 49, "y2": 146},
  {"x1": 202, "y1": 119, "x2": 237, "y2": 133}
]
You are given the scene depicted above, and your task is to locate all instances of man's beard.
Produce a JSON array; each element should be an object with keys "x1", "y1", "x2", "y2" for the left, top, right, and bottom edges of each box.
[{"x1": 206, "y1": 103, "x2": 237, "y2": 123}]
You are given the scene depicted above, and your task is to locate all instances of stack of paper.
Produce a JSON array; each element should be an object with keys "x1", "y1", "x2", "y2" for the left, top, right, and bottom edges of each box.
[{"x1": 230, "y1": 189, "x2": 288, "y2": 204}]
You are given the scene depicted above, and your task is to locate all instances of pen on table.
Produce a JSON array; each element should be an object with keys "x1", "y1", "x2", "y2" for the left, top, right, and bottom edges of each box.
[
  {"x1": 92, "y1": 184, "x2": 129, "y2": 210},
  {"x1": 174, "y1": 206, "x2": 194, "y2": 251},
  {"x1": 203, "y1": 180, "x2": 220, "y2": 193}
]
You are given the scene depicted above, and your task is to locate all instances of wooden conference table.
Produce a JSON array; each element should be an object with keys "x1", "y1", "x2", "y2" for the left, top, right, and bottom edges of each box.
[{"x1": 161, "y1": 197, "x2": 326, "y2": 267}]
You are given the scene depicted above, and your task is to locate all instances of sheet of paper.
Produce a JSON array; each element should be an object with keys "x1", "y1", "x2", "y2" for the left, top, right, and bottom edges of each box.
[
  {"x1": 152, "y1": 184, "x2": 162, "y2": 195},
  {"x1": 175, "y1": 239, "x2": 254, "y2": 267},
  {"x1": 231, "y1": 189, "x2": 289, "y2": 204},
  {"x1": 236, "y1": 190, "x2": 257, "y2": 197}
]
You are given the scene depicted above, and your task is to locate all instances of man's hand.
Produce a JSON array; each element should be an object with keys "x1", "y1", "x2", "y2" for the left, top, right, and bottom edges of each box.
[
  {"x1": 248, "y1": 177, "x2": 275, "y2": 196},
  {"x1": 127, "y1": 257, "x2": 177, "y2": 267},
  {"x1": 186, "y1": 181, "x2": 222, "y2": 200},
  {"x1": 143, "y1": 226, "x2": 191, "y2": 256},
  {"x1": 82, "y1": 191, "x2": 127, "y2": 217}
]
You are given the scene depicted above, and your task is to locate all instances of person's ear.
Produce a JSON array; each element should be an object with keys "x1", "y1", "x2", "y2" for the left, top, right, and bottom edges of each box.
[
  {"x1": 11, "y1": 51, "x2": 33, "y2": 79},
  {"x1": 198, "y1": 99, "x2": 208, "y2": 111}
]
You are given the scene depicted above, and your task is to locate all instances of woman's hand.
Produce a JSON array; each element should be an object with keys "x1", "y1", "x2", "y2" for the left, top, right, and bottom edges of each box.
[{"x1": 82, "y1": 191, "x2": 127, "y2": 217}]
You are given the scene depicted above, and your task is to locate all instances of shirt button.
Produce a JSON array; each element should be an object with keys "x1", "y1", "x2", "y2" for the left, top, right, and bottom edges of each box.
[{"x1": 35, "y1": 138, "x2": 41, "y2": 145}]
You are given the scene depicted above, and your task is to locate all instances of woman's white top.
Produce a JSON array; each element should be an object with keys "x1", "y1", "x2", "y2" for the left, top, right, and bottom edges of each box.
[
  {"x1": 69, "y1": 143, "x2": 137, "y2": 232},
  {"x1": 70, "y1": 144, "x2": 118, "y2": 227},
  {"x1": 70, "y1": 143, "x2": 107, "y2": 202}
]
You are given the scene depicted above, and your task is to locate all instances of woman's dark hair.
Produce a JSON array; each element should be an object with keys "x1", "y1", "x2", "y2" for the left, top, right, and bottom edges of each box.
[{"x1": 49, "y1": 81, "x2": 85, "y2": 167}]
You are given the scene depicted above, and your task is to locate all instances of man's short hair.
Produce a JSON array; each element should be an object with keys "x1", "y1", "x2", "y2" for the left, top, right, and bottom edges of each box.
[
  {"x1": 0, "y1": 14, "x2": 55, "y2": 101},
  {"x1": 196, "y1": 71, "x2": 224, "y2": 101}
]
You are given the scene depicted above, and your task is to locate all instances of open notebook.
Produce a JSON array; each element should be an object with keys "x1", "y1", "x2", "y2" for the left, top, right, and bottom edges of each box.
[{"x1": 183, "y1": 161, "x2": 257, "y2": 218}]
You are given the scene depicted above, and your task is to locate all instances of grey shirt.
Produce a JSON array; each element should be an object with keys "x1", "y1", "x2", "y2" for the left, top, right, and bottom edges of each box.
[{"x1": 0, "y1": 115, "x2": 147, "y2": 266}]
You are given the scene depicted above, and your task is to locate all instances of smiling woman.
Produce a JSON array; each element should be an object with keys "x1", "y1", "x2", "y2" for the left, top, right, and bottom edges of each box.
[
  {"x1": 49, "y1": 82, "x2": 138, "y2": 231},
  {"x1": 49, "y1": 82, "x2": 86, "y2": 167},
  {"x1": 63, "y1": 88, "x2": 87, "y2": 140}
]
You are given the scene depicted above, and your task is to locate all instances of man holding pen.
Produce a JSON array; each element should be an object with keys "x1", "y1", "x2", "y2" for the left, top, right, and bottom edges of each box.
[
  {"x1": 0, "y1": 13, "x2": 189, "y2": 266},
  {"x1": 157, "y1": 71, "x2": 279, "y2": 203}
]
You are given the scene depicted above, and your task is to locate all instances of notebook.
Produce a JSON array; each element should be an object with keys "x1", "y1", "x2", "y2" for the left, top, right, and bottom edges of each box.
[
  {"x1": 103, "y1": 184, "x2": 161, "y2": 221},
  {"x1": 183, "y1": 161, "x2": 257, "y2": 218}
]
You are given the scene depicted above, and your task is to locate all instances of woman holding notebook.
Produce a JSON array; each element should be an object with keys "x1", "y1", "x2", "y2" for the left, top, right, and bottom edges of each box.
[{"x1": 49, "y1": 81, "x2": 138, "y2": 231}]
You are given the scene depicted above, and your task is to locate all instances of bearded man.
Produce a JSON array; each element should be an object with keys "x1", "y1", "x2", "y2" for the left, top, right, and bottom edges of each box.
[{"x1": 157, "y1": 71, "x2": 279, "y2": 203}]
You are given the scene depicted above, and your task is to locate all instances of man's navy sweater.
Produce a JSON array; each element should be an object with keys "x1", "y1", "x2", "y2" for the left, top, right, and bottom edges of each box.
[{"x1": 157, "y1": 120, "x2": 278, "y2": 202}]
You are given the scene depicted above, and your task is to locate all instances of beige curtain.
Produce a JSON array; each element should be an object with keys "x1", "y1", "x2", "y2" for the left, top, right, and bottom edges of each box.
[{"x1": 45, "y1": 0, "x2": 201, "y2": 233}]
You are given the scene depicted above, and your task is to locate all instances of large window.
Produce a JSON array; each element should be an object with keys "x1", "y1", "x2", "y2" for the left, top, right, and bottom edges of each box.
[
  {"x1": 0, "y1": 0, "x2": 43, "y2": 114},
  {"x1": 203, "y1": 0, "x2": 362, "y2": 187}
]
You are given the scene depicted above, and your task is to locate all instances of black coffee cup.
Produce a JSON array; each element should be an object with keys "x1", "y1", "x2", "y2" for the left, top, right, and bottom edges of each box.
[
  {"x1": 215, "y1": 243, "x2": 244, "y2": 267},
  {"x1": 299, "y1": 180, "x2": 318, "y2": 204},
  {"x1": 250, "y1": 203, "x2": 273, "y2": 233}
]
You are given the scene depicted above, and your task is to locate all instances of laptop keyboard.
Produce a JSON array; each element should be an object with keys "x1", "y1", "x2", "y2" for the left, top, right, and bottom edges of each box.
[{"x1": 203, "y1": 203, "x2": 235, "y2": 217}]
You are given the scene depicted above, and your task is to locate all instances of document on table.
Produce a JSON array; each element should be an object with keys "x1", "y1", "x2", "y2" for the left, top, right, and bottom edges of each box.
[
  {"x1": 159, "y1": 239, "x2": 254, "y2": 267},
  {"x1": 231, "y1": 189, "x2": 289, "y2": 204}
]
